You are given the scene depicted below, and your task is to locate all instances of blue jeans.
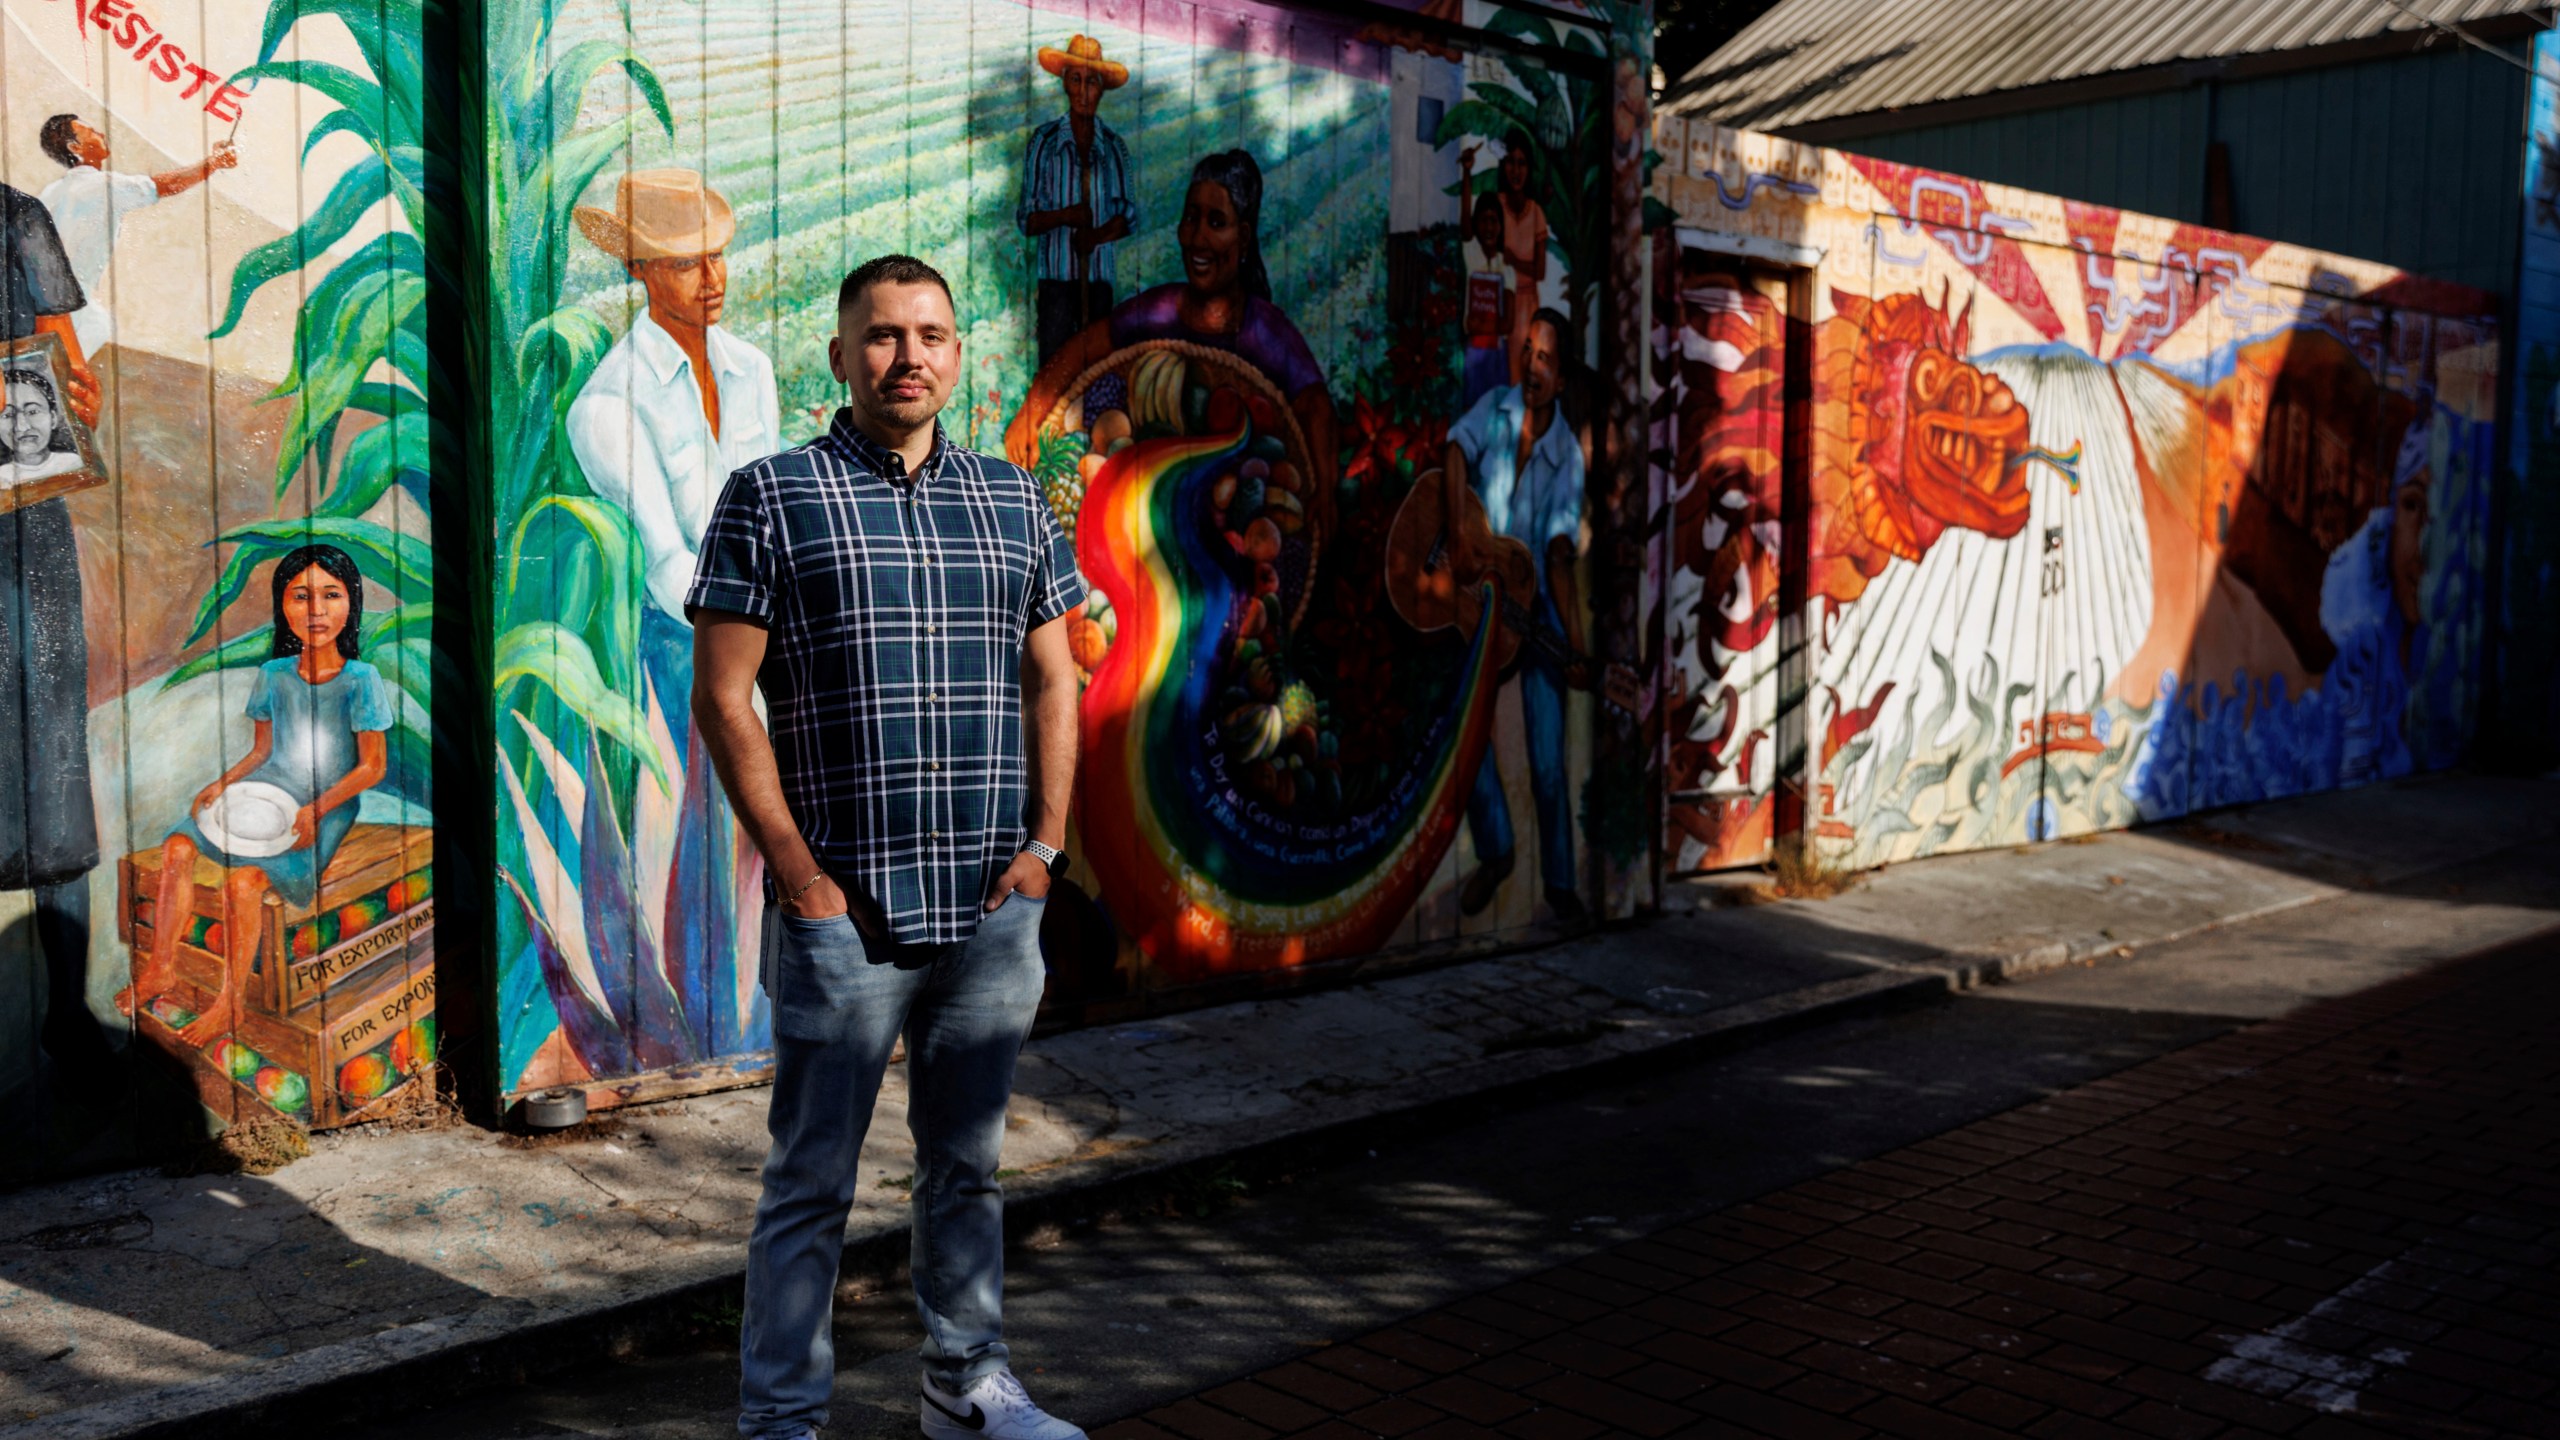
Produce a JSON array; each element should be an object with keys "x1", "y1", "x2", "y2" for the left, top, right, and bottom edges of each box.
[
  {"x1": 1466, "y1": 657, "x2": 1573, "y2": 894},
  {"x1": 737, "y1": 893, "x2": 1048, "y2": 1438}
]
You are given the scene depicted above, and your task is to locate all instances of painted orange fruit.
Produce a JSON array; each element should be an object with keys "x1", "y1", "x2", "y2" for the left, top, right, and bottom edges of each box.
[
  {"x1": 389, "y1": 1017, "x2": 437, "y2": 1072},
  {"x1": 1069, "y1": 617, "x2": 1110, "y2": 671},
  {"x1": 218, "y1": 1040, "x2": 261, "y2": 1082},
  {"x1": 254, "y1": 1066, "x2": 310, "y2": 1115},
  {"x1": 339, "y1": 1052, "x2": 393, "y2": 1102}
]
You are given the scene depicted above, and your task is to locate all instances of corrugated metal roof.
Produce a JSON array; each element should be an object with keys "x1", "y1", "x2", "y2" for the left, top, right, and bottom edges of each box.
[{"x1": 1664, "y1": 0, "x2": 2549, "y2": 131}]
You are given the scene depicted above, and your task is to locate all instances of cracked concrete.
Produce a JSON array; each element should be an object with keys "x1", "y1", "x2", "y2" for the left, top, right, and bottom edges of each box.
[{"x1": 0, "y1": 769, "x2": 2550, "y2": 1437}]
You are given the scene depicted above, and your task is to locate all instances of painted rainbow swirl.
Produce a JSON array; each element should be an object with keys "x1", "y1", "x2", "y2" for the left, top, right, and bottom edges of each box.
[{"x1": 1077, "y1": 424, "x2": 1502, "y2": 977}]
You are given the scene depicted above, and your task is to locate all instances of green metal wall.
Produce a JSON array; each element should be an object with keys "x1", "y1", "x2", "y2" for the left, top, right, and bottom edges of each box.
[{"x1": 1844, "y1": 46, "x2": 2530, "y2": 297}]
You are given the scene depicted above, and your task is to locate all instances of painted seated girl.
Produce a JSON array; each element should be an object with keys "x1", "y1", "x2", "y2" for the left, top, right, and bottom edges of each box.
[{"x1": 116, "y1": 544, "x2": 392, "y2": 1046}]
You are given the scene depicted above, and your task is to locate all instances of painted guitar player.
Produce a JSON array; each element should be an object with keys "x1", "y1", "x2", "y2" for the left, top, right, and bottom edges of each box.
[{"x1": 1394, "y1": 306, "x2": 1592, "y2": 922}]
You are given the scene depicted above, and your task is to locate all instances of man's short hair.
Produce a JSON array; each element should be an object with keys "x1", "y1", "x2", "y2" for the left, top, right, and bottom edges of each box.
[
  {"x1": 39, "y1": 115, "x2": 82, "y2": 169},
  {"x1": 838, "y1": 254, "x2": 954, "y2": 315},
  {"x1": 1526, "y1": 306, "x2": 1571, "y2": 353}
]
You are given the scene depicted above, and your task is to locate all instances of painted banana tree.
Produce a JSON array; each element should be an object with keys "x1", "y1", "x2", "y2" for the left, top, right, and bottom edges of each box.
[
  {"x1": 181, "y1": 0, "x2": 436, "y2": 812},
  {"x1": 485, "y1": 0, "x2": 767, "y2": 1091}
]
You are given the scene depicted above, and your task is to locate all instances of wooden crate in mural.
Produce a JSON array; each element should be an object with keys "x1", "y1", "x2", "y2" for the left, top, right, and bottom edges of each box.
[{"x1": 118, "y1": 826, "x2": 436, "y2": 1129}]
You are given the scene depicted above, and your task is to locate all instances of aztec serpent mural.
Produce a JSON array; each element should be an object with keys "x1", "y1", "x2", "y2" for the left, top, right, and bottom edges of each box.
[{"x1": 1657, "y1": 125, "x2": 2499, "y2": 876}]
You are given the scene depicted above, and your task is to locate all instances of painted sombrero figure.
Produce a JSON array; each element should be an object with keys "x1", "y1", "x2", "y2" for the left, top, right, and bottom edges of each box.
[
  {"x1": 1038, "y1": 34, "x2": 1128, "y2": 89},
  {"x1": 573, "y1": 168, "x2": 735, "y2": 262}
]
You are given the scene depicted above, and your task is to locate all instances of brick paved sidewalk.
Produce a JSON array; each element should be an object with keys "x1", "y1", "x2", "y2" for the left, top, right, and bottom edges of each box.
[{"x1": 1096, "y1": 928, "x2": 2560, "y2": 1440}]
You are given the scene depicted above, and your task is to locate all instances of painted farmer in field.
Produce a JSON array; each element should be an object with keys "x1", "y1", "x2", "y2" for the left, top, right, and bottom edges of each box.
[
  {"x1": 1445, "y1": 307, "x2": 1587, "y2": 922},
  {"x1": 693, "y1": 255, "x2": 1088, "y2": 1440},
  {"x1": 36, "y1": 114, "x2": 236, "y2": 356},
  {"x1": 568, "y1": 169, "x2": 783, "y2": 640},
  {"x1": 1016, "y1": 34, "x2": 1138, "y2": 364},
  {"x1": 1, "y1": 180, "x2": 111, "y2": 1093},
  {"x1": 566, "y1": 170, "x2": 782, "y2": 1050}
]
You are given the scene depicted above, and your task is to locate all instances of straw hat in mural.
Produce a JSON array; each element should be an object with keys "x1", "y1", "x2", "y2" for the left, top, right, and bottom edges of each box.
[
  {"x1": 1038, "y1": 33, "x2": 1128, "y2": 88},
  {"x1": 574, "y1": 168, "x2": 736, "y2": 262}
]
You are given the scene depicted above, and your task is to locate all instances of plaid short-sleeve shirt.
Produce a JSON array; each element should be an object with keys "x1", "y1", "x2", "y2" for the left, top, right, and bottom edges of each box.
[{"x1": 686, "y1": 411, "x2": 1086, "y2": 943}]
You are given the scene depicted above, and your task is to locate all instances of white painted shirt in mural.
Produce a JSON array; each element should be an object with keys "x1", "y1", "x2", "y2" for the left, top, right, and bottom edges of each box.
[
  {"x1": 36, "y1": 166, "x2": 157, "y2": 355},
  {"x1": 565, "y1": 311, "x2": 781, "y2": 622},
  {"x1": 1453, "y1": 382, "x2": 1584, "y2": 555},
  {"x1": 1454, "y1": 383, "x2": 1585, "y2": 645}
]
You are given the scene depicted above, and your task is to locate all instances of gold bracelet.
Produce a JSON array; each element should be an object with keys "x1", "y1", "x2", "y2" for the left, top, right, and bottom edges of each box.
[{"x1": 783, "y1": 870, "x2": 826, "y2": 906}]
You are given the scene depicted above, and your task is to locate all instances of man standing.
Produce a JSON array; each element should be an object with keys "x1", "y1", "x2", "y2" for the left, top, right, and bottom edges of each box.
[
  {"x1": 691, "y1": 255, "x2": 1087, "y2": 1440},
  {"x1": 1445, "y1": 308, "x2": 1587, "y2": 924},
  {"x1": 36, "y1": 115, "x2": 236, "y2": 357},
  {"x1": 1016, "y1": 34, "x2": 1137, "y2": 364}
]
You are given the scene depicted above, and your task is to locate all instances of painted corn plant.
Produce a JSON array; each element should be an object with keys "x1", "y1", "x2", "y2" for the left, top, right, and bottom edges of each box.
[
  {"x1": 487, "y1": 0, "x2": 767, "y2": 1093},
  {"x1": 177, "y1": 0, "x2": 435, "y2": 813}
]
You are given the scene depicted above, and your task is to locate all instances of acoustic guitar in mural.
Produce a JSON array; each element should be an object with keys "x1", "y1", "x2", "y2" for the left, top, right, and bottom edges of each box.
[{"x1": 1384, "y1": 467, "x2": 1538, "y2": 672}]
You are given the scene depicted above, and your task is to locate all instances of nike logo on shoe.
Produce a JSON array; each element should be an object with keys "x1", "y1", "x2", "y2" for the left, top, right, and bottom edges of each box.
[{"x1": 923, "y1": 1390, "x2": 989, "y2": 1431}]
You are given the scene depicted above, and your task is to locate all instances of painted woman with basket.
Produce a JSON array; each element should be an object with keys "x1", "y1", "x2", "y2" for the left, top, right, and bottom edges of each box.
[
  {"x1": 1010, "y1": 149, "x2": 1338, "y2": 530},
  {"x1": 116, "y1": 545, "x2": 392, "y2": 1046}
]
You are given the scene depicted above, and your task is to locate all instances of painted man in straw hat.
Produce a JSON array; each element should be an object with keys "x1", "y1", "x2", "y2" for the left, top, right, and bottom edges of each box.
[
  {"x1": 565, "y1": 169, "x2": 783, "y2": 1055},
  {"x1": 1016, "y1": 33, "x2": 1138, "y2": 363},
  {"x1": 568, "y1": 169, "x2": 782, "y2": 638}
]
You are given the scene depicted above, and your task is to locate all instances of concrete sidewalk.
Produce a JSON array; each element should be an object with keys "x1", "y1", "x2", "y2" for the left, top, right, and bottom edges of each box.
[
  {"x1": 1093, "y1": 906, "x2": 2560, "y2": 1440},
  {"x1": 1, "y1": 772, "x2": 2552, "y2": 1438}
]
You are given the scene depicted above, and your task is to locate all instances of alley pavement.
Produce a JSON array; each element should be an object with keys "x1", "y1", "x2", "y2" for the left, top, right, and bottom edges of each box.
[
  {"x1": 1093, "y1": 925, "x2": 2560, "y2": 1440},
  {"x1": 1, "y1": 771, "x2": 2552, "y2": 1437}
]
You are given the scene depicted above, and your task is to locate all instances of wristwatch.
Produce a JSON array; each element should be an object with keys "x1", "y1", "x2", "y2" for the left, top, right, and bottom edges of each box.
[{"x1": 1023, "y1": 838, "x2": 1063, "y2": 874}]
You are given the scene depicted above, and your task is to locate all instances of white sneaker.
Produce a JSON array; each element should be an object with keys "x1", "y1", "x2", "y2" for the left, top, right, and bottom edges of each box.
[{"x1": 920, "y1": 1369, "x2": 1086, "y2": 1439}]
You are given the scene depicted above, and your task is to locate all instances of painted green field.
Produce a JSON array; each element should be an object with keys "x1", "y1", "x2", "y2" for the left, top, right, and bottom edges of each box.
[{"x1": 550, "y1": 0, "x2": 1392, "y2": 443}]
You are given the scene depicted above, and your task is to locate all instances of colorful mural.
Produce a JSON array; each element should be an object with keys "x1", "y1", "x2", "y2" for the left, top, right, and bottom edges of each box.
[
  {"x1": 488, "y1": 0, "x2": 1630, "y2": 1105},
  {"x1": 1654, "y1": 119, "x2": 2500, "y2": 875},
  {"x1": 2498, "y1": 33, "x2": 2560, "y2": 765},
  {"x1": 1, "y1": 0, "x2": 435, "y2": 1176},
  {"x1": 0, "y1": 0, "x2": 2520, "y2": 1166},
  {"x1": 0, "y1": 0, "x2": 2522, "y2": 1174}
]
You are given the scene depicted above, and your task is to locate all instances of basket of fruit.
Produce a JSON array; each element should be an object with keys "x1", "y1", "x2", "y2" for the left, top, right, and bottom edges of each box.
[{"x1": 1026, "y1": 339, "x2": 1322, "y2": 631}]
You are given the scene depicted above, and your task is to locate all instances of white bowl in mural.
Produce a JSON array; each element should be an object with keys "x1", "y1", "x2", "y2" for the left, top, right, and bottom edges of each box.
[{"x1": 197, "y1": 781, "x2": 302, "y2": 859}]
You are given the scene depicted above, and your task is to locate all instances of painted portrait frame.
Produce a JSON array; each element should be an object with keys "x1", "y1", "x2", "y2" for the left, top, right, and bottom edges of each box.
[{"x1": 0, "y1": 330, "x2": 107, "y2": 514}]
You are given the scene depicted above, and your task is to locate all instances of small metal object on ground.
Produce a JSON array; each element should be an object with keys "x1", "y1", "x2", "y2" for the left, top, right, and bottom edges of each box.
[{"x1": 519, "y1": 1087, "x2": 588, "y2": 1130}]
